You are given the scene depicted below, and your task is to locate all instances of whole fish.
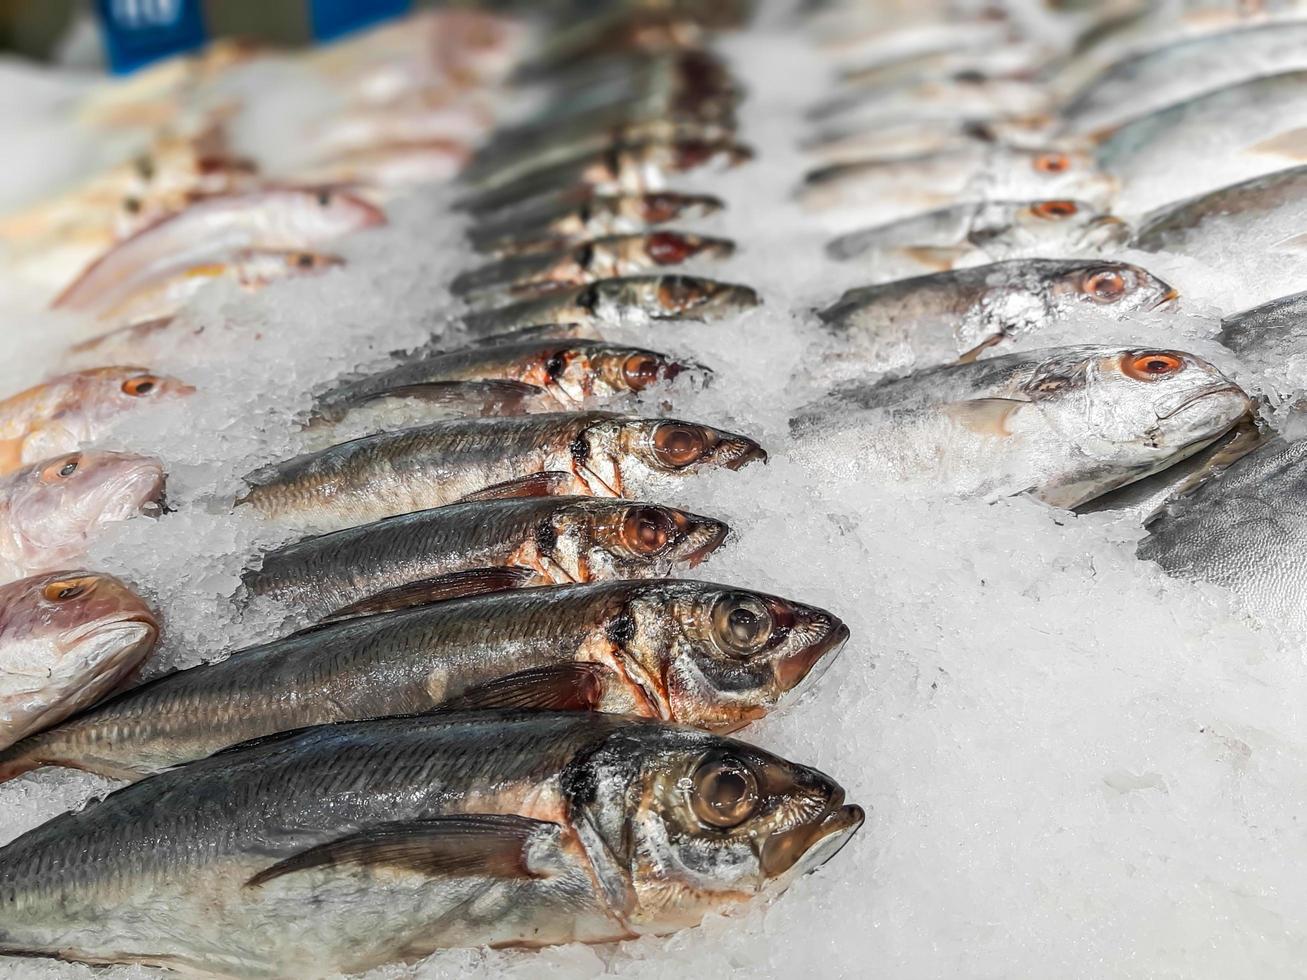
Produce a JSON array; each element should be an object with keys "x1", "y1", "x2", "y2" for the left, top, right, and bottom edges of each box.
[
  {"x1": 452, "y1": 231, "x2": 736, "y2": 303},
  {"x1": 1218, "y1": 289, "x2": 1307, "y2": 362},
  {"x1": 0, "y1": 712, "x2": 863, "y2": 975},
  {"x1": 791, "y1": 346, "x2": 1253, "y2": 508},
  {"x1": 464, "y1": 275, "x2": 761, "y2": 335},
  {"x1": 1060, "y1": 21, "x2": 1307, "y2": 134},
  {"x1": 52, "y1": 188, "x2": 384, "y2": 316},
  {"x1": 1138, "y1": 435, "x2": 1307, "y2": 633},
  {"x1": 0, "y1": 570, "x2": 158, "y2": 750},
  {"x1": 0, "y1": 451, "x2": 164, "y2": 583},
  {"x1": 470, "y1": 191, "x2": 726, "y2": 256},
  {"x1": 1094, "y1": 71, "x2": 1307, "y2": 199},
  {"x1": 241, "y1": 412, "x2": 765, "y2": 532},
  {"x1": 825, "y1": 198, "x2": 1128, "y2": 269},
  {"x1": 0, "y1": 578, "x2": 847, "y2": 781},
  {"x1": 458, "y1": 138, "x2": 753, "y2": 215},
  {"x1": 1131, "y1": 165, "x2": 1307, "y2": 254},
  {"x1": 244, "y1": 496, "x2": 730, "y2": 622},
  {"x1": 311, "y1": 338, "x2": 702, "y2": 438},
  {"x1": 798, "y1": 146, "x2": 1115, "y2": 211},
  {"x1": 0, "y1": 367, "x2": 193, "y2": 476},
  {"x1": 818, "y1": 259, "x2": 1177, "y2": 373},
  {"x1": 94, "y1": 249, "x2": 343, "y2": 326}
]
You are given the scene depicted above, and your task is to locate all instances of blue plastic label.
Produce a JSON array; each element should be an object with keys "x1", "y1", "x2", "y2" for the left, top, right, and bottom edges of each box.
[
  {"x1": 309, "y1": 0, "x2": 413, "y2": 42},
  {"x1": 95, "y1": 0, "x2": 208, "y2": 74}
]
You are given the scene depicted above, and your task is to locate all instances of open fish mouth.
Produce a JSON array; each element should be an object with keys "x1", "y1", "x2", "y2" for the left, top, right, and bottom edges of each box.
[
  {"x1": 683, "y1": 519, "x2": 731, "y2": 567},
  {"x1": 760, "y1": 790, "x2": 866, "y2": 878},
  {"x1": 1154, "y1": 383, "x2": 1249, "y2": 421},
  {"x1": 777, "y1": 620, "x2": 850, "y2": 695}
]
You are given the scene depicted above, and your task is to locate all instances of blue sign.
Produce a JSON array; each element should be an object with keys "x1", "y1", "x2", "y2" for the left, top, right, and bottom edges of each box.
[
  {"x1": 95, "y1": 0, "x2": 208, "y2": 74},
  {"x1": 309, "y1": 0, "x2": 413, "y2": 42}
]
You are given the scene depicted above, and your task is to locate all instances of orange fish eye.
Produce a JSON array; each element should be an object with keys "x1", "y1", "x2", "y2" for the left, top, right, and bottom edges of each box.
[
  {"x1": 621, "y1": 352, "x2": 662, "y2": 390},
  {"x1": 43, "y1": 577, "x2": 92, "y2": 602},
  {"x1": 1034, "y1": 152, "x2": 1070, "y2": 174},
  {"x1": 1123, "y1": 352, "x2": 1185, "y2": 380},
  {"x1": 647, "y1": 231, "x2": 694, "y2": 265},
  {"x1": 1084, "y1": 269, "x2": 1127, "y2": 302},
  {"x1": 122, "y1": 375, "x2": 159, "y2": 397},
  {"x1": 1032, "y1": 200, "x2": 1078, "y2": 220},
  {"x1": 621, "y1": 506, "x2": 675, "y2": 555},
  {"x1": 651, "y1": 423, "x2": 710, "y2": 468},
  {"x1": 41, "y1": 454, "x2": 81, "y2": 483},
  {"x1": 641, "y1": 194, "x2": 680, "y2": 223}
]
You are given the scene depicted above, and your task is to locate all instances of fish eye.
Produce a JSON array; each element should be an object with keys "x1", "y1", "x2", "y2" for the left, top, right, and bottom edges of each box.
[
  {"x1": 1083, "y1": 269, "x2": 1127, "y2": 302},
  {"x1": 574, "y1": 244, "x2": 595, "y2": 270},
  {"x1": 711, "y1": 593, "x2": 773, "y2": 656},
  {"x1": 544, "y1": 351, "x2": 568, "y2": 379},
  {"x1": 1031, "y1": 200, "x2": 1078, "y2": 220},
  {"x1": 1123, "y1": 351, "x2": 1185, "y2": 381},
  {"x1": 621, "y1": 506, "x2": 675, "y2": 555},
  {"x1": 575, "y1": 285, "x2": 600, "y2": 311},
  {"x1": 123, "y1": 196, "x2": 142, "y2": 214},
  {"x1": 41, "y1": 454, "x2": 81, "y2": 482},
  {"x1": 316, "y1": 190, "x2": 332, "y2": 207},
  {"x1": 294, "y1": 253, "x2": 316, "y2": 269},
  {"x1": 650, "y1": 423, "x2": 710, "y2": 468},
  {"x1": 647, "y1": 231, "x2": 693, "y2": 264},
  {"x1": 1033, "y1": 152, "x2": 1070, "y2": 174},
  {"x1": 121, "y1": 375, "x2": 159, "y2": 397},
  {"x1": 690, "y1": 754, "x2": 761, "y2": 829},
  {"x1": 674, "y1": 141, "x2": 714, "y2": 170},
  {"x1": 621, "y1": 352, "x2": 662, "y2": 390},
  {"x1": 43, "y1": 578, "x2": 91, "y2": 602}
]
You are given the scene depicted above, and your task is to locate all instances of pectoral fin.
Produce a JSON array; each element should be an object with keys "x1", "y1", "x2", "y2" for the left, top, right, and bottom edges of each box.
[
  {"x1": 438, "y1": 663, "x2": 607, "y2": 712},
  {"x1": 246, "y1": 814, "x2": 556, "y2": 888},
  {"x1": 942, "y1": 397, "x2": 1029, "y2": 436},
  {"x1": 456, "y1": 471, "x2": 576, "y2": 502},
  {"x1": 319, "y1": 566, "x2": 539, "y2": 623}
]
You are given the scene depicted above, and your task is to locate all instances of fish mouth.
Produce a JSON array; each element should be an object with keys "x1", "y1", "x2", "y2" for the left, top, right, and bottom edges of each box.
[
  {"x1": 723, "y1": 440, "x2": 768, "y2": 471},
  {"x1": 681, "y1": 518, "x2": 731, "y2": 567},
  {"x1": 1150, "y1": 286, "x2": 1180, "y2": 311},
  {"x1": 760, "y1": 789, "x2": 865, "y2": 878},
  {"x1": 1154, "y1": 383, "x2": 1250, "y2": 421},
  {"x1": 776, "y1": 620, "x2": 849, "y2": 695}
]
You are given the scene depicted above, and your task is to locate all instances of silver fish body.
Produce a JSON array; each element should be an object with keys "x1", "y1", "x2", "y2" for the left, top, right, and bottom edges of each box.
[
  {"x1": 0, "y1": 579, "x2": 847, "y2": 780},
  {"x1": 0, "y1": 712, "x2": 863, "y2": 977},
  {"x1": 244, "y1": 495, "x2": 730, "y2": 621},
  {"x1": 818, "y1": 258, "x2": 1176, "y2": 373}
]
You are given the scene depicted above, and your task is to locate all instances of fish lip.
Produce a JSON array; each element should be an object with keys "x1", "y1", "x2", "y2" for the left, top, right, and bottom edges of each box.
[
  {"x1": 1155, "y1": 383, "x2": 1249, "y2": 421},
  {"x1": 777, "y1": 619, "x2": 849, "y2": 695},
  {"x1": 682, "y1": 519, "x2": 730, "y2": 567},
  {"x1": 724, "y1": 441, "x2": 768, "y2": 470},
  {"x1": 1150, "y1": 287, "x2": 1180, "y2": 311},
  {"x1": 759, "y1": 790, "x2": 865, "y2": 878}
]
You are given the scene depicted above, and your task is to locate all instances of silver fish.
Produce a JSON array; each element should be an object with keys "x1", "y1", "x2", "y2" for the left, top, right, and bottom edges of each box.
[
  {"x1": 0, "y1": 712, "x2": 863, "y2": 975},
  {"x1": 244, "y1": 496, "x2": 730, "y2": 621},
  {"x1": 792, "y1": 345, "x2": 1253, "y2": 508},
  {"x1": 818, "y1": 259, "x2": 1177, "y2": 373},
  {"x1": 241, "y1": 411, "x2": 765, "y2": 532}
]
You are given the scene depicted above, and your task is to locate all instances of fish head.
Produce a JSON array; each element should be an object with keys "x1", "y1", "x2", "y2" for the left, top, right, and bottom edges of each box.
[
  {"x1": 0, "y1": 570, "x2": 159, "y2": 678},
  {"x1": 294, "y1": 187, "x2": 386, "y2": 237},
  {"x1": 1008, "y1": 199, "x2": 1100, "y2": 244},
  {"x1": 519, "y1": 343, "x2": 700, "y2": 405},
  {"x1": 650, "y1": 275, "x2": 761, "y2": 319},
  {"x1": 642, "y1": 231, "x2": 737, "y2": 265},
  {"x1": 4, "y1": 451, "x2": 165, "y2": 562},
  {"x1": 99, "y1": 367, "x2": 196, "y2": 409},
  {"x1": 623, "y1": 582, "x2": 849, "y2": 730},
  {"x1": 636, "y1": 192, "x2": 725, "y2": 223},
  {"x1": 1044, "y1": 262, "x2": 1178, "y2": 314},
  {"x1": 542, "y1": 500, "x2": 730, "y2": 581},
  {"x1": 577, "y1": 416, "x2": 766, "y2": 494},
  {"x1": 1028, "y1": 347, "x2": 1253, "y2": 474},
  {"x1": 565, "y1": 725, "x2": 862, "y2": 927}
]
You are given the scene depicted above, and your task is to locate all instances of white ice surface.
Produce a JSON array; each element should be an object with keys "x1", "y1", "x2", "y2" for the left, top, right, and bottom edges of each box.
[{"x1": 4, "y1": 5, "x2": 1307, "y2": 980}]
